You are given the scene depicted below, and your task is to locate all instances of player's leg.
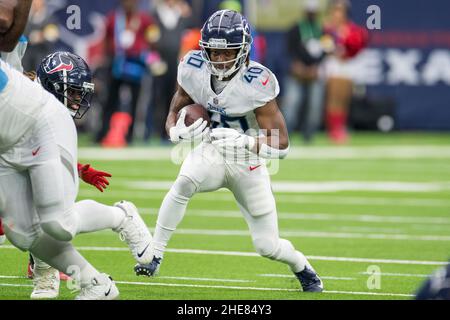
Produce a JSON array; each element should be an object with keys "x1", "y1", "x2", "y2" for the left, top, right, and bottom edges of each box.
[
  {"x1": 29, "y1": 232, "x2": 119, "y2": 300},
  {"x1": 135, "y1": 142, "x2": 226, "y2": 276},
  {"x1": 22, "y1": 102, "x2": 121, "y2": 299},
  {"x1": 325, "y1": 76, "x2": 352, "y2": 143},
  {"x1": 228, "y1": 164, "x2": 323, "y2": 292},
  {"x1": 304, "y1": 80, "x2": 325, "y2": 142},
  {"x1": 28, "y1": 101, "x2": 149, "y2": 252},
  {"x1": 0, "y1": 170, "x2": 118, "y2": 300},
  {"x1": 0, "y1": 170, "x2": 60, "y2": 299},
  {"x1": 74, "y1": 199, "x2": 153, "y2": 264}
]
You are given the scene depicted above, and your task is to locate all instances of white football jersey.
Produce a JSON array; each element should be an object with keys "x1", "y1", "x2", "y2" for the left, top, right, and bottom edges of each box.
[
  {"x1": 0, "y1": 58, "x2": 50, "y2": 151},
  {"x1": 178, "y1": 50, "x2": 280, "y2": 136}
]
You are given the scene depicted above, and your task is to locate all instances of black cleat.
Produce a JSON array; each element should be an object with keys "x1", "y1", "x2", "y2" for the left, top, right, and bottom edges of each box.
[
  {"x1": 134, "y1": 256, "x2": 162, "y2": 277},
  {"x1": 295, "y1": 267, "x2": 324, "y2": 292}
]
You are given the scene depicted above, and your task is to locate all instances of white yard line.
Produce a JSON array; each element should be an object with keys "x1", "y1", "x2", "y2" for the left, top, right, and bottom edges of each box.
[
  {"x1": 0, "y1": 283, "x2": 33, "y2": 288},
  {"x1": 0, "y1": 279, "x2": 414, "y2": 298},
  {"x1": 1, "y1": 245, "x2": 446, "y2": 266},
  {"x1": 0, "y1": 275, "x2": 27, "y2": 279},
  {"x1": 78, "y1": 188, "x2": 450, "y2": 208},
  {"x1": 114, "y1": 281, "x2": 414, "y2": 297},
  {"x1": 133, "y1": 206, "x2": 450, "y2": 225},
  {"x1": 161, "y1": 228, "x2": 450, "y2": 242},
  {"x1": 0, "y1": 274, "x2": 252, "y2": 284},
  {"x1": 125, "y1": 180, "x2": 450, "y2": 193},
  {"x1": 157, "y1": 276, "x2": 253, "y2": 283},
  {"x1": 258, "y1": 274, "x2": 356, "y2": 281},
  {"x1": 359, "y1": 272, "x2": 429, "y2": 278},
  {"x1": 78, "y1": 146, "x2": 450, "y2": 160}
]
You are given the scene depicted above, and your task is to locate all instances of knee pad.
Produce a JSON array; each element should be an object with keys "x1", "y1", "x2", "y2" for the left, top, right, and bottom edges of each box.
[
  {"x1": 171, "y1": 175, "x2": 198, "y2": 201},
  {"x1": 252, "y1": 237, "x2": 278, "y2": 258},
  {"x1": 40, "y1": 207, "x2": 78, "y2": 241},
  {"x1": 2, "y1": 224, "x2": 41, "y2": 251}
]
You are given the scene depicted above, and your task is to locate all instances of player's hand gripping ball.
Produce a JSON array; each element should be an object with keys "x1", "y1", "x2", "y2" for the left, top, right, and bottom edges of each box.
[{"x1": 170, "y1": 104, "x2": 210, "y2": 143}]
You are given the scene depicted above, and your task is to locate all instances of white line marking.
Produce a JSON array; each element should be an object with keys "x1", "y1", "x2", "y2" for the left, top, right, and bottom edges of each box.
[
  {"x1": 168, "y1": 228, "x2": 450, "y2": 242},
  {"x1": 0, "y1": 283, "x2": 33, "y2": 288},
  {"x1": 126, "y1": 180, "x2": 450, "y2": 193},
  {"x1": 322, "y1": 290, "x2": 413, "y2": 297},
  {"x1": 78, "y1": 146, "x2": 450, "y2": 160},
  {"x1": 1, "y1": 245, "x2": 445, "y2": 266},
  {"x1": 0, "y1": 275, "x2": 28, "y2": 279},
  {"x1": 133, "y1": 206, "x2": 450, "y2": 226},
  {"x1": 78, "y1": 189, "x2": 450, "y2": 208},
  {"x1": 157, "y1": 276, "x2": 253, "y2": 283},
  {"x1": 359, "y1": 272, "x2": 429, "y2": 278},
  {"x1": 259, "y1": 274, "x2": 356, "y2": 281},
  {"x1": 0, "y1": 280, "x2": 413, "y2": 298},
  {"x1": 114, "y1": 281, "x2": 413, "y2": 297}
]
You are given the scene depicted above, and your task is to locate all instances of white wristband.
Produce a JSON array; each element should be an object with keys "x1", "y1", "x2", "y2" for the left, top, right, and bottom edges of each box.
[{"x1": 259, "y1": 143, "x2": 290, "y2": 159}]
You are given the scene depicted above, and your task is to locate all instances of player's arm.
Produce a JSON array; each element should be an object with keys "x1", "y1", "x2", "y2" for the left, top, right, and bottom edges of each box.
[
  {"x1": 252, "y1": 99, "x2": 290, "y2": 158},
  {"x1": 165, "y1": 82, "x2": 194, "y2": 135},
  {"x1": 0, "y1": 0, "x2": 32, "y2": 52}
]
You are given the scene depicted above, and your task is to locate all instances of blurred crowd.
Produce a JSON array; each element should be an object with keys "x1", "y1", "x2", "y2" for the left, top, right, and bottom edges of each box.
[{"x1": 22, "y1": 0, "x2": 369, "y2": 146}]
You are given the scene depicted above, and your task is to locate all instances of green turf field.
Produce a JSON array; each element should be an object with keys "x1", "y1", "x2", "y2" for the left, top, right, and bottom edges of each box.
[{"x1": 1, "y1": 132, "x2": 449, "y2": 300}]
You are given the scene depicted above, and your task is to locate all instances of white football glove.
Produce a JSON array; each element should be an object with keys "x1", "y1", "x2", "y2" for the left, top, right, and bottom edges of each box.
[
  {"x1": 210, "y1": 128, "x2": 256, "y2": 162},
  {"x1": 169, "y1": 109, "x2": 209, "y2": 143}
]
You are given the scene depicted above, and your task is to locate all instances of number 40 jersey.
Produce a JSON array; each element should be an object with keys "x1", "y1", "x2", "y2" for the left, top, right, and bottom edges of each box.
[{"x1": 177, "y1": 50, "x2": 280, "y2": 135}]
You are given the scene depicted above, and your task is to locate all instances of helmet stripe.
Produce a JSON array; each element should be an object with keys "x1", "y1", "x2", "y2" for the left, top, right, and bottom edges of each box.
[{"x1": 217, "y1": 10, "x2": 226, "y2": 35}]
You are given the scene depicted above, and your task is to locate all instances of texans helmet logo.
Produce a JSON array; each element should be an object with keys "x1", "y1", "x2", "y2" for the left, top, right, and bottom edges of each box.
[{"x1": 44, "y1": 52, "x2": 74, "y2": 74}]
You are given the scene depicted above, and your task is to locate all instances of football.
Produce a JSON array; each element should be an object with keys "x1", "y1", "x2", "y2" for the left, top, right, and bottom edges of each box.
[{"x1": 177, "y1": 103, "x2": 211, "y2": 127}]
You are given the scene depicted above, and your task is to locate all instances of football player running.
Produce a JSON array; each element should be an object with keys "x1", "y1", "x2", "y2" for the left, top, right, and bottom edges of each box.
[
  {"x1": 135, "y1": 10, "x2": 323, "y2": 293},
  {"x1": 0, "y1": 1, "x2": 152, "y2": 300}
]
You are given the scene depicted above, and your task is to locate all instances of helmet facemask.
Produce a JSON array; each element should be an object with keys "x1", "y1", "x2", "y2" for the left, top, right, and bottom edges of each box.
[
  {"x1": 53, "y1": 69, "x2": 95, "y2": 119},
  {"x1": 199, "y1": 38, "x2": 252, "y2": 80}
]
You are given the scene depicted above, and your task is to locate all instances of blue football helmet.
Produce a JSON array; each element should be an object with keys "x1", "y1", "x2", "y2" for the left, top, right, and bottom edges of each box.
[
  {"x1": 37, "y1": 51, "x2": 95, "y2": 119},
  {"x1": 199, "y1": 10, "x2": 253, "y2": 80}
]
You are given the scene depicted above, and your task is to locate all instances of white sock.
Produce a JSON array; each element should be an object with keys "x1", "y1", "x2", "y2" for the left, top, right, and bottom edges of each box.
[
  {"x1": 273, "y1": 239, "x2": 310, "y2": 273},
  {"x1": 74, "y1": 200, "x2": 125, "y2": 234},
  {"x1": 153, "y1": 176, "x2": 195, "y2": 258},
  {"x1": 29, "y1": 233, "x2": 99, "y2": 286}
]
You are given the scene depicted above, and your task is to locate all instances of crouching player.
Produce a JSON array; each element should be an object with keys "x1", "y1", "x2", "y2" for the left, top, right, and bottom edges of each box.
[{"x1": 0, "y1": 50, "x2": 153, "y2": 299}]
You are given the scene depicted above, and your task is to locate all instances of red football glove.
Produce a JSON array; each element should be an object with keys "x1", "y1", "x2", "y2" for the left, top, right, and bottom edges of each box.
[{"x1": 77, "y1": 163, "x2": 112, "y2": 192}]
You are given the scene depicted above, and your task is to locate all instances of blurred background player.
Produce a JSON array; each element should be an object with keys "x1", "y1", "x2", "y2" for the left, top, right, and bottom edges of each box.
[
  {"x1": 22, "y1": 0, "x2": 59, "y2": 72},
  {"x1": 96, "y1": 0, "x2": 156, "y2": 147},
  {"x1": 144, "y1": 0, "x2": 193, "y2": 143},
  {"x1": 321, "y1": 0, "x2": 368, "y2": 143},
  {"x1": 282, "y1": 0, "x2": 326, "y2": 143},
  {"x1": 135, "y1": 9, "x2": 323, "y2": 293}
]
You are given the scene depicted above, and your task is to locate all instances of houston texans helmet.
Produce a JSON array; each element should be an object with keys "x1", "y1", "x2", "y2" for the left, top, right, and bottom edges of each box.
[
  {"x1": 37, "y1": 51, "x2": 95, "y2": 119},
  {"x1": 199, "y1": 10, "x2": 253, "y2": 80}
]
